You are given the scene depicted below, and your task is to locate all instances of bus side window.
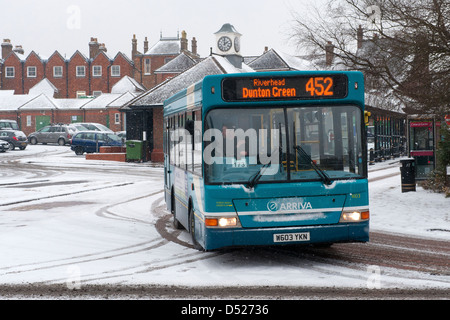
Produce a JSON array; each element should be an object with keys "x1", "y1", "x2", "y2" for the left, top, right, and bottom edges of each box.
[
  {"x1": 193, "y1": 108, "x2": 203, "y2": 176},
  {"x1": 186, "y1": 111, "x2": 194, "y2": 172},
  {"x1": 169, "y1": 117, "x2": 175, "y2": 166}
]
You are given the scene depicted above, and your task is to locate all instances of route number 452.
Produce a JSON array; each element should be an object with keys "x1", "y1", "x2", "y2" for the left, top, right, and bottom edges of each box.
[{"x1": 306, "y1": 77, "x2": 334, "y2": 97}]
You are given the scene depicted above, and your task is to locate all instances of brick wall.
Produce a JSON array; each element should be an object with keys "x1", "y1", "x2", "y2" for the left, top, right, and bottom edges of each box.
[
  {"x1": 45, "y1": 52, "x2": 67, "y2": 98},
  {"x1": 23, "y1": 52, "x2": 45, "y2": 94},
  {"x1": 67, "y1": 51, "x2": 90, "y2": 98},
  {"x1": 1, "y1": 48, "x2": 135, "y2": 98},
  {"x1": 1, "y1": 53, "x2": 23, "y2": 93}
]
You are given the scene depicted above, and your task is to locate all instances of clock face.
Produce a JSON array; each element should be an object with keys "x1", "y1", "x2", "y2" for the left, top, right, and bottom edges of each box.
[
  {"x1": 234, "y1": 37, "x2": 240, "y2": 52},
  {"x1": 218, "y1": 36, "x2": 232, "y2": 52}
]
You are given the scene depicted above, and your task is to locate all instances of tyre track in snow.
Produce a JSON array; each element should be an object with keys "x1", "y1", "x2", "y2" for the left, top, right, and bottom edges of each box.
[
  {"x1": 0, "y1": 190, "x2": 222, "y2": 285},
  {"x1": 66, "y1": 195, "x2": 224, "y2": 284}
]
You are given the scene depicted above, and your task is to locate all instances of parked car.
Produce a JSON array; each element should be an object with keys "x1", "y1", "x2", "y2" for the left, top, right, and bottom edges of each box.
[
  {"x1": 74, "y1": 123, "x2": 113, "y2": 132},
  {"x1": 71, "y1": 131, "x2": 123, "y2": 155},
  {"x1": 0, "y1": 119, "x2": 20, "y2": 131},
  {"x1": 115, "y1": 131, "x2": 127, "y2": 141},
  {"x1": 0, "y1": 130, "x2": 28, "y2": 150},
  {"x1": 0, "y1": 139, "x2": 9, "y2": 152},
  {"x1": 28, "y1": 124, "x2": 78, "y2": 146}
]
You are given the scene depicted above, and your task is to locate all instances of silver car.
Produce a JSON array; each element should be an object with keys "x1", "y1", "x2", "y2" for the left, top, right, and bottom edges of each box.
[{"x1": 28, "y1": 124, "x2": 78, "y2": 146}]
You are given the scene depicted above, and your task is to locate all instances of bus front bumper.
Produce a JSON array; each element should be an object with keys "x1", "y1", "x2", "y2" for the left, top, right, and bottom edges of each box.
[{"x1": 202, "y1": 221, "x2": 369, "y2": 251}]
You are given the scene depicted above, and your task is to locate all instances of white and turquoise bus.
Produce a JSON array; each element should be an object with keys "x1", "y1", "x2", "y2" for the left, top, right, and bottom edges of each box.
[{"x1": 164, "y1": 71, "x2": 369, "y2": 251}]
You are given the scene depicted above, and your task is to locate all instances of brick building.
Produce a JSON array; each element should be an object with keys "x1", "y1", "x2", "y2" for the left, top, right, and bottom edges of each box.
[
  {"x1": 131, "y1": 31, "x2": 200, "y2": 89},
  {"x1": 0, "y1": 38, "x2": 136, "y2": 98},
  {"x1": 0, "y1": 32, "x2": 199, "y2": 141}
]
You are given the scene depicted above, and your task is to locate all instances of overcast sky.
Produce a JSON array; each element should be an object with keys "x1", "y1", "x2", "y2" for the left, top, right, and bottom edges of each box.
[{"x1": 1, "y1": 0, "x2": 325, "y2": 59}]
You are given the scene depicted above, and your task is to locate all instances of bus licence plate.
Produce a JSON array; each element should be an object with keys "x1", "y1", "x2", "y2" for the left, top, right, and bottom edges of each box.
[{"x1": 274, "y1": 232, "x2": 310, "y2": 243}]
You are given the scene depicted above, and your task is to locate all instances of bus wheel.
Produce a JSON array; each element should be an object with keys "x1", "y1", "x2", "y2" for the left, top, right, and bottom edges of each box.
[
  {"x1": 172, "y1": 193, "x2": 183, "y2": 230},
  {"x1": 189, "y1": 207, "x2": 204, "y2": 251}
]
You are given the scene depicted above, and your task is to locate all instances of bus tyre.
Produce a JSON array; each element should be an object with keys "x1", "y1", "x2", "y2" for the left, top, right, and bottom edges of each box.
[{"x1": 189, "y1": 207, "x2": 203, "y2": 251}]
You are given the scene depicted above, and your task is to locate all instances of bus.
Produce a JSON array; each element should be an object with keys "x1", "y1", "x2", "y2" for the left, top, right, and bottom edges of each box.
[{"x1": 164, "y1": 71, "x2": 369, "y2": 251}]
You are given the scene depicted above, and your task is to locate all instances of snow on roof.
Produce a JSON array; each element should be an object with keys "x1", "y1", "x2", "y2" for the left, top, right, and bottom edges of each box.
[
  {"x1": 124, "y1": 56, "x2": 254, "y2": 108},
  {"x1": 154, "y1": 52, "x2": 197, "y2": 74},
  {"x1": 248, "y1": 49, "x2": 314, "y2": 71},
  {"x1": 0, "y1": 94, "x2": 33, "y2": 111},
  {"x1": 81, "y1": 93, "x2": 126, "y2": 109},
  {"x1": 19, "y1": 94, "x2": 57, "y2": 110},
  {"x1": 145, "y1": 37, "x2": 180, "y2": 56},
  {"x1": 52, "y1": 98, "x2": 92, "y2": 110},
  {"x1": 366, "y1": 92, "x2": 406, "y2": 114},
  {"x1": 111, "y1": 76, "x2": 146, "y2": 94},
  {"x1": 107, "y1": 92, "x2": 137, "y2": 108},
  {"x1": 28, "y1": 78, "x2": 59, "y2": 97},
  {"x1": 0, "y1": 89, "x2": 136, "y2": 112},
  {"x1": 0, "y1": 90, "x2": 15, "y2": 96},
  {"x1": 214, "y1": 23, "x2": 241, "y2": 35}
]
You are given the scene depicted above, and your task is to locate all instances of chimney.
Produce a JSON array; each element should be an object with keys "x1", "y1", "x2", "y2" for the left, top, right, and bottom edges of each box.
[
  {"x1": 325, "y1": 41, "x2": 334, "y2": 67},
  {"x1": 13, "y1": 45, "x2": 24, "y2": 55},
  {"x1": 357, "y1": 25, "x2": 364, "y2": 49},
  {"x1": 99, "y1": 43, "x2": 107, "y2": 53},
  {"x1": 264, "y1": 46, "x2": 269, "y2": 53},
  {"x1": 89, "y1": 37, "x2": 100, "y2": 59},
  {"x1": 2, "y1": 39, "x2": 13, "y2": 59},
  {"x1": 132, "y1": 34, "x2": 138, "y2": 58},
  {"x1": 144, "y1": 37, "x2": 149, "y2": 53},
  {"x1": 191, "y1": 37, "x2": 197, "y2": 56},
  {"x1": 181, "y1": 30, "x2": 188, "y2": 52}
]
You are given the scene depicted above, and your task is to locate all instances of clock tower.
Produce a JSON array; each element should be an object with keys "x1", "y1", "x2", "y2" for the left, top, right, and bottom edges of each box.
[{"x1": 214, "y1": 23, "x2": 243, "y2": 68}]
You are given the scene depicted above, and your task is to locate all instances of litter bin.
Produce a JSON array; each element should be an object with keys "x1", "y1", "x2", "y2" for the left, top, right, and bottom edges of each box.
[
  {"x1": 126, "y1": 140, "x2": 144, "y2": 161},
  {"x1": 400, "y1": 158, "x2": 416, "y2": 193}
]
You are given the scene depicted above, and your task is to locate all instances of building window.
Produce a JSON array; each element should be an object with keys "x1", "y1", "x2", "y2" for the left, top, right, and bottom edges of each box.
[
  {"x1": 27, "y1": 66, "x2": 37, "y2": 78},
  {"x1": 115, "y1": 113, "x2": 120, "y2": 124},
  {"x1": 93, "y1": 65, "x2": 102, "y2": 77},
  {"x1": 76, "y1": 91, "x2": 86, "y2": 98},
  {"x1": 53, "y1": 66, "x2": 63, "y2": 78},
  {"x1": 76, "y1": 66, "x2": 86, "y2": 77},
  {"x1": 5, "y1": 67, "x2": 15, "y2": 78},
  {"x1": 144, "y1": 58, "x2": 151, "y2": 75},
  {"x1": 111, "y1": 65, "x2": 120, "y2": 77},
  {"x1": 27, "y1": 116, "x2": 32, "y2": 127}
]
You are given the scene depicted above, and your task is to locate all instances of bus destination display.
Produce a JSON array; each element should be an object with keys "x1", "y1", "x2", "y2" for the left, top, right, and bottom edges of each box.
[{"x1": 222, "y1": 75, "x2": 348, "y2": 102}]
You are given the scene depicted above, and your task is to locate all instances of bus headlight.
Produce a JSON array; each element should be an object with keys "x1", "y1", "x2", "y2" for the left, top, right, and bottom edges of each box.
[
  {"x1": 205, "y1": 217, "x2": 239, "y2": 228},
  {"x1": 340, "y1": 210, "x2": 369, "y2": 222}
]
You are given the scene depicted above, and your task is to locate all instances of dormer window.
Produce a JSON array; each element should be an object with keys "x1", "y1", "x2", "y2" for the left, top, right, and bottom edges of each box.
[
  {"x1": 27, "y1": 66, "x2": 37, "y2": 78},
  {"x1": 93, "y1": 65, "x2": 102, "y2": 77}
]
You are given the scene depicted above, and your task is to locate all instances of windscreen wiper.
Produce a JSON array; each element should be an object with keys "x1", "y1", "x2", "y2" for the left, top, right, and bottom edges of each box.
[
  {"x1": 247, "y1": 163, "x2": 270, "y2": 189},
  {"x1": 294, "y1": 145, "x2": 332, "y2": 186}
]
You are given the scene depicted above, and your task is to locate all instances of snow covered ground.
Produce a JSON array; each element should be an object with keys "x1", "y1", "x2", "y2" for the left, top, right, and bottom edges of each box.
[{"x1": 0, "y1": 145, "x2": 449, "y2": 291}]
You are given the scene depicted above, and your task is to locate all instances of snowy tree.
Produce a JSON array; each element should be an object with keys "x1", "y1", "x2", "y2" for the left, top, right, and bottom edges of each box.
[{"x1": 290, "y1": 0, "x2": 450, "y2": 117}]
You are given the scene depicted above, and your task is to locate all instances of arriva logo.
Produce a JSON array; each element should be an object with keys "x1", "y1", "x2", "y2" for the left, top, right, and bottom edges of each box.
[
  {"x1": 267, "y1": 200, "x2": 313, "y2": 212},
  {"x1": 267, "y1": 201, "x2": 279, "y2": 212}
]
